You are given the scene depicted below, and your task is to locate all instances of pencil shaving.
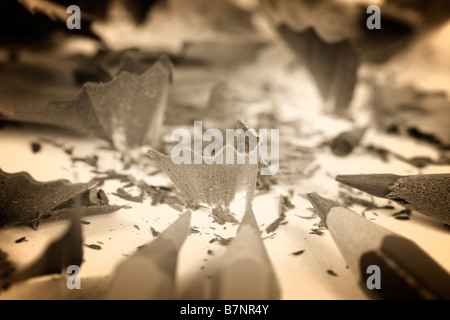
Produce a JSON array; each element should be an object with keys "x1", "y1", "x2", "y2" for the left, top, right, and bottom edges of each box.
[
  {"x1": 0, "y1": 169, "x2": 124, "y2": 229},
  {"x1": 146, "y1": 143, "x2": 259, "y2": 209}
]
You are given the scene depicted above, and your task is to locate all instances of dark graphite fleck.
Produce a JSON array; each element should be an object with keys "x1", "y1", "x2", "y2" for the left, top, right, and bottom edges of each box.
[
  {"x1": 31, "y1": 142, "x2": 41, "y2": 153},
  {"x1": 327, "y1": 270, "x2": 338, "y2": 277},
  {"x1": 84, "y1": 244, "x2": 102, "y2": 250}
]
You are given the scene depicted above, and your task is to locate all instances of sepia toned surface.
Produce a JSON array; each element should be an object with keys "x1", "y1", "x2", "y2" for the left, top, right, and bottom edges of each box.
[{"x1": 0, "y1": 0, "x2": 449, "y2": 300}]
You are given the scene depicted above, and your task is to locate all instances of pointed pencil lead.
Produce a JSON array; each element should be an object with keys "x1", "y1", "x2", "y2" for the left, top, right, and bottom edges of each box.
[
  {"x1": 330, "y1": 127, "x2": 367, "y2": 156},
  {"x1": 306, "y1": 193, "x2": 339, "y2": 226},
  {"x1": 335, "y1": 174, "x2": 401, "y2": 198}
]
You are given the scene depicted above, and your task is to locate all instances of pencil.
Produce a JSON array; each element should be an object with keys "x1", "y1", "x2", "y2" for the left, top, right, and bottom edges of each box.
[
  {"x1": 209, "y1": 208, "x2": 280, "y2": 300},
  {"x1": 307, "y1": 193, "x2": 450, "y2": 300},
  {"x1": 335, "y1": 174, "x2": 450, "y2": 225},
  {"x1": 330, "y1": 127, "x2": 366, "y2": 157},
  {"x1": 104, "y1": 210, "x2": 191, "y2": 300}
]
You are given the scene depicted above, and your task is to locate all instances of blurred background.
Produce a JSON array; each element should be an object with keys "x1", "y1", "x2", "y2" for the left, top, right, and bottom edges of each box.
[{"x1": 1, "y1": 0, "x2": 450, "y2": 147}]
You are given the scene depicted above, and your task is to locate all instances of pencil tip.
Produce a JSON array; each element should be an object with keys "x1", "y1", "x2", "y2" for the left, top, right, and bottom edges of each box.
[
  {"x1": 335, "y1": 174, "x2": 402, "y2": 198},
  {"x1": 306, "y1": 193, "x2": 339, "y2": 224},
  {"x1": 160, "y1": 210, "x2": 192, "y2": 248},
  {"x1": 239, "y1": 207, "x2": 259, "y2": 231}
]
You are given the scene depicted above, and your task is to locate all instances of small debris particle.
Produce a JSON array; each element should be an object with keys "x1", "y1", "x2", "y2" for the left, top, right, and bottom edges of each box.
[
  {"x1": 290, "y1": 250, "x2": 305, "y2": 256},
  {"x1": 97, "y1": 241, "x2": 104, "y2": 245},
  {"x1": 113, "y1": 188, "x2": 144, "y2": 203},
  {"x1": 392, "y1": 209, "x2": 411, "y2": 221},
  {"x1": 150, "y1": 188, "x2": 169, "y2": 206},
  {"x1": 327, "y1": 270, "x2": 338, "y2": 277},
  {"x1": 213, "y1": 234, "x2": 234, "y2": 246},
  {"x1": 80, "y1": 220, "x2": 91, "y2": 225},
  {"x1": 279, "y1": 195, "x2": 294, "y2": 218},
  {"x1": 408, "y1": 157, "x2": 432, "y2": 168},
  {"x1": 15, "y1": 237, "x2": 27, "y2": 243},
  {"x1": 211, "y1": 206, "x2": 239, "y2": 225},
  {"x1": 90, "y1": 170, "x2": 131, "y2": 187},
  {"x1": 265, "y1": 217, "x2": 284, "y2": 233},
  {"x1": 281, "y1": 195, "x2": 295, "y2": 210},
  {"x1": 309, "y1": 228, "x2": 325, "y2": 236},
  {"x1": 150, "y1": 227, "x2": 160, "y2": 237},
  {"x1": 207, "y1": 249, "x2": 214, "y2": 256},
  {"x1": 190, "y1": 227, "x2": 200, "y2": 234},
  {"x1": 84, "y1": 244, "x2": 102, "y2": 250},
  {"x1": 31, "y1": 142, "x2": 41, "y2": 153},
  {"x1": 134, "y1": 225, "x2": 140, "y2": 230},
  {"x1": 64, "y1": 148, "x2": 73, "y2": 155}
]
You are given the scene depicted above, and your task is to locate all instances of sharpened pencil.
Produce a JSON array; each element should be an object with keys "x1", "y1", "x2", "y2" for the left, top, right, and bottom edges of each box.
[
  {"x1": 209, "y1": 208, "x2": 280, "y2": 300},
  {"x1": 104, "y1": 210, "x2": 191, "y2": 300},
  {"x1": 307, "y1": 193, "x2": 450, "y2": 300},
  {"x1": 330, "y1": 127, "x2": 366, "y2": 156},
  {"x1": 336, "y1": 174, "x2": 450, "y2": 224}
]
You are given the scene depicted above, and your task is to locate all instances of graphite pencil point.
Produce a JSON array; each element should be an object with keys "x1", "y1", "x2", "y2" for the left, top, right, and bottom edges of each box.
[
  {"x1": 330, "y1": 127, "x2": 367, "y2": 156},
  {"x1": 336, "y1": 173, "x2": 450, "y2": 224},
  {"x1": 335, "y1": 174, "x2": 401, "y2": 198},
  {"x1": 306, "y1": 193, "x2": 339, "y2": 225}
]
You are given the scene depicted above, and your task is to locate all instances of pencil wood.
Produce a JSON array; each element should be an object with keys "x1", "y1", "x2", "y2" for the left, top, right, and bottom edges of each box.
[
  {"x1": 307, "y1": 193, "x2": 450, "y2": 300},
  {"x1": 336, "y1": 174, "x2": 450, "y2": 224},
  {"x1": 210, "y1": 208, "x2": 280, "y2": 300},
  {"x1": 104, "y1": 210, "x2": 191, "y2": 300}
]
